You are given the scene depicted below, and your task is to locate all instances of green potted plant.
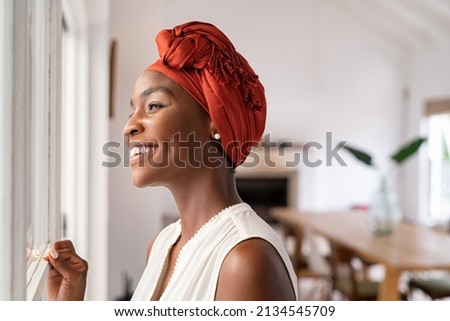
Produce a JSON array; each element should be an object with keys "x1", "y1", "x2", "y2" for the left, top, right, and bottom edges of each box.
[{"x1": 340, "y1": 137, "x2": 427, "y2": 236}]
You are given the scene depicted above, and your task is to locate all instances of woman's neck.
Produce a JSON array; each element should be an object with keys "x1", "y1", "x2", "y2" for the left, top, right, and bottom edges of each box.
[{"x1": 167, "y1": 167, "x2": 242, "y2": 243}]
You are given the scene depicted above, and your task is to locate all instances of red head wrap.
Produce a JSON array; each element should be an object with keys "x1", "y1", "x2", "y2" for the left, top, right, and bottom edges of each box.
[{"x1": 145, "y1": 21, "x2": 266, "y2": 167}]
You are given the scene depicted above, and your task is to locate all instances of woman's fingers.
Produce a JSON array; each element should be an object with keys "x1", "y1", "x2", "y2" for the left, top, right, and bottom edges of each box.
[
  {"x1": 46, "y1": 240, "x2": 88, "y2": 273},
  {"x1": 46, "y1": 240, "x2": 88, "y2": 301},
  {"x1": 53, "y1": 239, "x2": 76, "y2": 252},
  {"x1": 47, "y1": 249, "x2": 88, "y2": 279},
  {"x1": 43, "y1": 240, "x2": 77, "y2": 261}
]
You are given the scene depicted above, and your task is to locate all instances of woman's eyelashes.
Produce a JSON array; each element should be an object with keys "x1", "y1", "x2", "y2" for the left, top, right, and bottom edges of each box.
[
  {"x1": 127, "y1": 101, "x2": 166, "y2": 118},
  {"x1": 145, "y1": 102, "x2": 165, "y2": 113}
]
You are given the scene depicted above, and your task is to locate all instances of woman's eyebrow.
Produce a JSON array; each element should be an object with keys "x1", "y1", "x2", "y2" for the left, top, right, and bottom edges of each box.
[
  {"x1": 130, "y1": 87, "x2": 174, "y2": 108},
  {"x1": 140, "y1": 87, "x2": 174, "y2": 99}
]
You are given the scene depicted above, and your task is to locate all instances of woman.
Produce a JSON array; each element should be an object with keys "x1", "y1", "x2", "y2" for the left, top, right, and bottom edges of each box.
[{"x1": 46, "y1": 21, "x2": 298, "y2": 301}]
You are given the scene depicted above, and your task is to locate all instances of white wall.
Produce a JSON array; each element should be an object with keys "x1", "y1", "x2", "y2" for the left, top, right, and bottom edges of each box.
[
  {"x1": 108, "y1": 0, "x2": 174, "y2": 300},
  {"x1": 108, "y1": 0, "x2": 416, "y2": 299},
  {"x1": 84, "y1": 0, "x2": 111, "y2": 300}
]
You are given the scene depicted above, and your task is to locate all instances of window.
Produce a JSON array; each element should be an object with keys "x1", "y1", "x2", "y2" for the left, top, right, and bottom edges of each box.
[
  {"x1": 425, "y1": 100, "x2": 450, "y2": 226},
  {"x1": 0, "y1": 0, "x2": 62, "y2": 300},
  {"x1": 1, "y1": 0, "x2": 109, "y2": 300}
]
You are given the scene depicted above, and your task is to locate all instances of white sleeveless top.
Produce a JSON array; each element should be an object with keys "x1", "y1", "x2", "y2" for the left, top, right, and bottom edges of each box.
[{"x1": 131, "y1": 203, "x2": 298, "y2": 300}]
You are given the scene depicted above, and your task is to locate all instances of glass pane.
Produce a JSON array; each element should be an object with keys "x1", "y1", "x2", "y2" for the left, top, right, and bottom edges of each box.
[
  {"x1": 428, "y1": 113, "x2": 450, "y2": 225},
  {"x1": 61, "y1": 23, "x2": 75, "y2": 240},
  {"x1": 27, "y1": 0, "x2": 51, "y2": 270}
]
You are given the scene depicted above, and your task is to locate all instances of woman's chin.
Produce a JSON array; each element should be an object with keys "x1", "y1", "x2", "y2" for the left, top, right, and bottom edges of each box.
[
  {"x1": 132, "y1": 179, "x2": 148, "y2": 188},
  {"x1": 131, "y1": 171, "x2": 154, "y2": 188}
]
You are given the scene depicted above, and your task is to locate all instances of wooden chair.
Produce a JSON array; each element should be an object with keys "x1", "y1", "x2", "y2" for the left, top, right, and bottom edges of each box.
[
  {"x1": 283, "y1": 224, "x2": 309, "y2": 272},
  {"x1": 275, "y1": 220, "x2": 332, "y2": 300},
  {"x1": 406, "y1": 220, "x2": 450, "y2": 300},
  {"x1": 407, "y1": 273, "x2": 450, "y2": 300},
  {"x1": 328, "y1": 241, "x2": 380, "y2": 300}
]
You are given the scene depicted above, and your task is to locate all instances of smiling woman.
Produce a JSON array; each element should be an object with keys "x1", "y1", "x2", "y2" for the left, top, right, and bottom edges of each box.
[
  {"x1": 123, "y1": 22, "x2": 297, "y2": 300},
  {"x1": 48, "y1": 21, "x2": 298, "y2": 301}
]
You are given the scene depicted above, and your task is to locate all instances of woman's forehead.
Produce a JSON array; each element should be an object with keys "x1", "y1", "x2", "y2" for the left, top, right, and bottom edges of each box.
[
  {"x1": 135, "y1": 70, "x2": 175, "y2": 90},
  {"x1": 133, "y1": 70, "x2": 191, "y2": 99},
  {"x1": 131, "y1": 70, "x2": 205, "y2": 115}
]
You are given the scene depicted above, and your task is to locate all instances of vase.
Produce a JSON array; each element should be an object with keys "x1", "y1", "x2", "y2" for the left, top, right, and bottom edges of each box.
[{"x1": 367, "y1": 176, "x2": 402, "y2": 236}]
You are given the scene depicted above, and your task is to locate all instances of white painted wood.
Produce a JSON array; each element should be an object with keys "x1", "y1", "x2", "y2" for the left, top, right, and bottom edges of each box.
[
  {"x1": 25, "y1": 243, "x2": 51, "y2": 300},
  {"x1": 48, "y1": 0, "x2": 63, "y2": 243},
  {"x1": 0, "y1": 0, "x2": 63, "y2": 300},
  {"x1": 11, "y1": 0, "x2": 30, "y2": 300},
  {"x1": 30, "y1": 0, "x2": 50, "y2": 254},
  {"x1": 0, "y1": 0, "x2": 14, "y2": 301},
  {"x1": 25, "y1": 0, "x2": 63, "y2": 301}
]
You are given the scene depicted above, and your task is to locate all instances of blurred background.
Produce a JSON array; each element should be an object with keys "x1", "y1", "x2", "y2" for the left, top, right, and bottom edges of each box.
[{"x1": 103, "y1": 0, "x2": 450, "y2": 300}]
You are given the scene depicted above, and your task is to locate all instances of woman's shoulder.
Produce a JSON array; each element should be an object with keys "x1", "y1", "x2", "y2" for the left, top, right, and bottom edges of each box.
[
  {"x1": 220, "y1": 238, "x2": 282, "y2": 273},
  {"x1": 213, "y1": 203, "x2": 297, "y2": 300},
  {"x1": 215, "y1": 237, "x2": 297, "y2": 300}
]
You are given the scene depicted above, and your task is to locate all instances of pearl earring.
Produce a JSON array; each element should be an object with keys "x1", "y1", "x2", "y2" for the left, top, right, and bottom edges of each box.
[{"x1": 213, "y1": 133, "x2": 221, "y2": 140}]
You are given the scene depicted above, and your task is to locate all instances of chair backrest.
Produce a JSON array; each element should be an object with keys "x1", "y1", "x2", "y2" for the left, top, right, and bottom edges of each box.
[
  {"x1": 329, "y1": 242, "x2": 355, "y2": 280},
  {"x1": 328, "y1": 241, "x2": 362, "y2": 298},
  {"x1": 286, "y1": 224, "x2": 305, "y2": 269},
  {"x1": 303, "y1": 229, "x2": 332, "y2": 276}
]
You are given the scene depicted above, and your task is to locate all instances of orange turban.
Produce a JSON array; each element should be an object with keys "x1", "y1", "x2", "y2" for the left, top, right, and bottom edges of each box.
[{"x1": 145, "y1": 21, "x2": 266, "y2": 167}]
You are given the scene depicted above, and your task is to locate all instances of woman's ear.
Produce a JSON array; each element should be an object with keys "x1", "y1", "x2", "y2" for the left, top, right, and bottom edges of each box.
[{"x1": 209, "y1": 121, "x2": 220, "y2": 140}]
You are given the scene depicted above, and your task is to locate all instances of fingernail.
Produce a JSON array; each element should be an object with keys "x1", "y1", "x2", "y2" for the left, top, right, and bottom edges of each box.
[{"x1": 49, "y1": 247, "x2": 59, "y2": 259}]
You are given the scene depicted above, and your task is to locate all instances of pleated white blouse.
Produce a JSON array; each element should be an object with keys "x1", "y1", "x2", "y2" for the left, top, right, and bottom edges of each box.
[{"x1": 131, "y1": 203, "x2": 298, "y2": 300}]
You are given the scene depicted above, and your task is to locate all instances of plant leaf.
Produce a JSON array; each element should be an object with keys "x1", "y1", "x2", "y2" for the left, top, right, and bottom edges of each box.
[
  {"x1": 339, "y1": 142, "x2": 373, "y2": 166},
  {"x1": 390, "y1": 137, "x2": 427, "y2": 164},
  {"x1": 443, "y1": 135, "x2": 450, "y2": 162}
]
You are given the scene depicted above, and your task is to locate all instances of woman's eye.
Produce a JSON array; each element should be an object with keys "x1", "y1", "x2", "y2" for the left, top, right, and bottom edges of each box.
[{"x1": 147, "y1": 103, "x2": 163, "y2": 112}]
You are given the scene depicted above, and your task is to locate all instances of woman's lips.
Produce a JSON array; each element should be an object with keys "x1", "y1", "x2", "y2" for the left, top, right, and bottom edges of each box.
[{"x1": 129, "y1": 145, "x2": 158, "y2": 166}]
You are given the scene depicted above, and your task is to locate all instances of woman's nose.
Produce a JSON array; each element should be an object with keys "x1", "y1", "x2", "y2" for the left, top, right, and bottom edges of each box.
[{"x1": 123, "y1": 114, "x2": 145, "y2": 137}]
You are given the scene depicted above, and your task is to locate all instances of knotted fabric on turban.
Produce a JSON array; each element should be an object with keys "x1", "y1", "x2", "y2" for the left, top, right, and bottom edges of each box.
[{"x1": 145, "y1": 21, "x2": 266, "y2": 167}]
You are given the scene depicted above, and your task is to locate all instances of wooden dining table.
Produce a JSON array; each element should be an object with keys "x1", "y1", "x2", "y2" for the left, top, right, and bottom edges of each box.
[{"x1": 271, "y1": 207, "x2": 450, "y2": 300}]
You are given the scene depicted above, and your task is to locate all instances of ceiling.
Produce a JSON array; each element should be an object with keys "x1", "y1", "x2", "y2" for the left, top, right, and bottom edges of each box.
[{"x1": 331, "y1": 0, "x2": 450, "y2": 48}]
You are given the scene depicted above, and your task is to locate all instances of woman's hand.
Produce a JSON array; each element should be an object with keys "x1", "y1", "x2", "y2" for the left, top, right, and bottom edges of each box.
[{"x1": 44, "y1": 240, "x2": 88, "y2": 301}]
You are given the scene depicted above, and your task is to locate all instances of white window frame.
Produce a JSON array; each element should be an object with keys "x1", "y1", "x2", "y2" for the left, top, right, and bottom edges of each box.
[
  {"x1": 0, "y1": 0, "x2": 62, "y2": 300},
  {"x1": 27, "y1": 0, "x2": 62, "y2": 301},
  {"x1": 1, "y1": 0, "x2": 109, "y2": 301},
  {"x1": 0, "y1": 0, "x2": 18, "y2": 301}
]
